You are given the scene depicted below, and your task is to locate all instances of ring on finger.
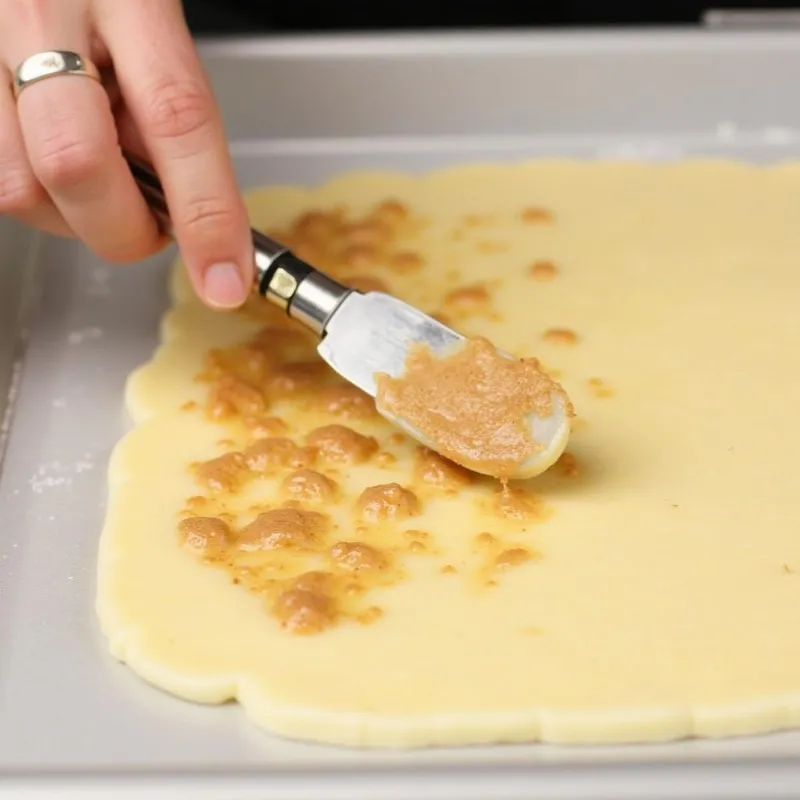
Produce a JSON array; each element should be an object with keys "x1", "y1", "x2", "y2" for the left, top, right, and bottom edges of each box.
[
  {"x1": 11, "y1": 46, "x2": 161, "y2": 261},
  {"x1": 13, "y1": 50, "x2": 100, "y2": 99}
]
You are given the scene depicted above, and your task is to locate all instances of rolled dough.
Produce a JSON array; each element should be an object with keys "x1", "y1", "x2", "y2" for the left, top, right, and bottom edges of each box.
[{"x1": 97, "y1": 160, "x2": 800, "y2": 747}]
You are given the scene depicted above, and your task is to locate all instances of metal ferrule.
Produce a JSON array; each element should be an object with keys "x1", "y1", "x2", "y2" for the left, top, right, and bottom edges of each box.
[
  {"x1": 122, "y1": 153, "x2": 351, "y2": 337},
  {"x1": 252, "y1": 230, "x2": 289, "y2": 305},
  {"x1": 289, "y1": 272, "x2": 351, "y2": 335}
]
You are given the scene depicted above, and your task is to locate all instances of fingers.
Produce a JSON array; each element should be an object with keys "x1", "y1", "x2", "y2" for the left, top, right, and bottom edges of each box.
[
  {"x1": 98, "y1": 0, "x2": 252, "y2": 308},
  {"x1": 16, "y1": 79, "x2": 161, "y2": 262},
  {"x1": 5, "y1": 10, "x2": 162, "y2": 263},
  {"x1": 0, "y1": 66, "x2": 70, "y2": 237}
]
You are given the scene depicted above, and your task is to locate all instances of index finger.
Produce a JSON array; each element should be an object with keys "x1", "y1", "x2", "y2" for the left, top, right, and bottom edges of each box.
[{"x1": 98, "y1": 0, "x2": 253, "y2": 309}]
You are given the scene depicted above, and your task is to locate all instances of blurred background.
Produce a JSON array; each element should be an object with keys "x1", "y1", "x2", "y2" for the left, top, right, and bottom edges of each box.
[{"x1": 182, "y1": 1, "x2": 800, "y2": 33}]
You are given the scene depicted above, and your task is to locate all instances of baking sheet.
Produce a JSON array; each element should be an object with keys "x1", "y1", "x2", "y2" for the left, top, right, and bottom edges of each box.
[{"x1": 4, "y1": 29, "x2": 800, "y2": 799}]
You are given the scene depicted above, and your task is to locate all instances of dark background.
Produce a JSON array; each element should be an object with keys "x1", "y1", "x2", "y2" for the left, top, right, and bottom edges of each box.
[{"x1": 182, "y1": 1, "x2": 800, "y2": 33}]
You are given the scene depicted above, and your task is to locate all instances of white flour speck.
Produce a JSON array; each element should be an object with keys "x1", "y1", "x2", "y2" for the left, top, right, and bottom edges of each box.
[
  {"x1": 29, "y1": 474, "x2": 70, "y2": 493},
  {"x1": 75, "y1": 457, "x2": 94, "y2": 474},
  {"x1": 52, "y1": 397, "x2": 67, "y2": 409},
  {"x1": 86, "y1": 266, "x2": 112, "y2": 297},
  {"x1": 67, "y1": 327, "x2": 103, "y2": 345},
  {"x1": 28, "y1": 456, "x2": 95, "y2": 493},
  {"x1": 716, "y1": 121, "x2": 738, "y2": 142}
]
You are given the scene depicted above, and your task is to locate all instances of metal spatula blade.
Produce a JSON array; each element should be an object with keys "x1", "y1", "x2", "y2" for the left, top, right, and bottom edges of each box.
[{"x1": 317, "y1": 291, "x2": 463, "y2": 396}]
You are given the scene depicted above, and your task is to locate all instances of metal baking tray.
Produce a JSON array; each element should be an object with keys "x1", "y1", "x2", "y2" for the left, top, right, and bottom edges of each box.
[{"x1": 4, "y1": 28, "x2": 800, "y2": 800}]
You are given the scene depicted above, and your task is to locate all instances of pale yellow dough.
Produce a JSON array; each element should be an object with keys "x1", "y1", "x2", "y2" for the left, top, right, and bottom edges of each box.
[{"x1": 97, "y1": 160, "x2": 800, "y2": 748}]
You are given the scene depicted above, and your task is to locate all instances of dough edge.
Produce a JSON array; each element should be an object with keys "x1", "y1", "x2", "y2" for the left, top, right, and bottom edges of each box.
[{"x1": 96, "y1": 157, "x2": 800, "y2": 748}]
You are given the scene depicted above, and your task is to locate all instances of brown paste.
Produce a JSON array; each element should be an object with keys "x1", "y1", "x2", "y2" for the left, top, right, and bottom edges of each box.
[
  {"x1": 282, "y1": 469, "x2": 339, "y2": 503},
  {"x1": 357, "y1": 483, "x2": 421, "y2": 522},
  {"x1": 238, "y1": 508, "x2": 326, "y2": 551},
  {"x1": 558, "y1": 452, "x2": 580, "y2": 478},
  {"x1": 272, "y1": 583, "x2": 337, "y2": 635},
  {"x1": 243, "y1": 437, "x2": 303, "y2": 472},
  {"x1": 588, "y1": 377, "x2": 613, "y2": 398},
  {"x1": 413, "y1": 447, "x2": 473, "y2": 491},
  {"x1": 330, "y1": 541, "x2": 388, "y2": 572},
  {"x1": 206, "y1": 376, "x2": 266, "y2": 421},
  {"x1": 193, "y1": 452, "x2": 248, "y2": 492},
  {"x1": 470, "y1": 531, "x2": 540, "y2": 587},
  {"x1": 375, "y1": 337, "x2": 571, "y2": 479},
  {"x1": 267, "y1": 361, "x2": 329, "y2": 396},
  {"x1": 494, "y1": 547, "x2": 533, "y2": 571},
  {"x1": 529, "y1": 260, "x2": 558, "y2": 281},
  {"x1": 317, "y1": 384, "x2": 377, "y2": 419},
  {"x1": 178, "y1": 196, "x2": 562, "y2": 638},
  {"x1": 306, "y1": 424, "x2": 379, "y2": 463},
  {"x1": 442, "y1": 283, "x2": 492, "y2": 316},
  {"x1": 494, "y1": 485, "x2": 545, "y2": 520},
  {"x1": 178, "y1": 516, "x2": 232, "y2": 556},
  {"x1": 390, "y1": 251, "x2": 424, "y2": 273},
  {"x1": 542, "y1": 328, "x2": 579, "y2": 346},
  {"x1": 521, "y1": 206, "x2": 554, "y2": 224}
]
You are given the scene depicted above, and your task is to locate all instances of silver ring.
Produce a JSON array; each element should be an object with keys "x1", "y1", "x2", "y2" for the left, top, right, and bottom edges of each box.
[{"x1": 13, "y1": 50, "x2": 101, "y2": 99}]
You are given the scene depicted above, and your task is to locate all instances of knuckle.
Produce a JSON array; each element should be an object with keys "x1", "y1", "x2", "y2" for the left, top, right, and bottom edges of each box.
[
  {"x1": 33, "y1": 133, "x2": 107, "y2": 189},
  {"x1": 178, "y1": 195, "x2": 240, "y2": 239},
  {"x1": 145, "y1": 78, "x2": 213, "y2": 142},
  {"x1": 0, "y1": 168, "x2": 40, "y2": 213},
  {"x1": 4, "y1": 0, "x2": 48, "y2": 30}
]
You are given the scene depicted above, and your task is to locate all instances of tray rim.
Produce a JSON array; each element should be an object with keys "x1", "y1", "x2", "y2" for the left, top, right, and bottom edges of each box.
[
  {"x1": 5, "y1": 755, "x2": 800, "y2": 799},
  {"x1": 194, "y1": 26, "x2": 800, "y2": 57},
  {"x1": 0, "y1": 227, "x2": 42, "y2": 485},
  {"x1": 5, "y1": 26, "x2": 800, "y2": 799}
]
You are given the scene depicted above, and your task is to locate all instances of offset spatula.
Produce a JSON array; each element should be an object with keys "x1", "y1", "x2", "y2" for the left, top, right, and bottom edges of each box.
[{"x1": 126, "y1": 153, "x2": 570, "y2": 480}]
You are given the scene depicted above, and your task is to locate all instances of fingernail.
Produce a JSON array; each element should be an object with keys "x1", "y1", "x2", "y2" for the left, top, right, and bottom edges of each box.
[{"x1": 203, "y1": 262, "x2": 245, "y2": 308}]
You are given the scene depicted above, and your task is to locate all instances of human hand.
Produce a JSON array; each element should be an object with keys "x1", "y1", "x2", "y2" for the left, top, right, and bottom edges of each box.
[{"x1": 0, "y1": 0, "x2": 253, "y2": 309}]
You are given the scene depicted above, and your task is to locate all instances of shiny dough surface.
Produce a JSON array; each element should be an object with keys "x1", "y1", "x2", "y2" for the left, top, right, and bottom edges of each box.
[{"x1": 97, "y1": 160, "x2": 800, "y2": 748}]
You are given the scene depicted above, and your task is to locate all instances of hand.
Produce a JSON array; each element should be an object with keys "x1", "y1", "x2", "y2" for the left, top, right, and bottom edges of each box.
[{"x1": 0, "y1": 0, "x2": 253, "y2": 309}]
